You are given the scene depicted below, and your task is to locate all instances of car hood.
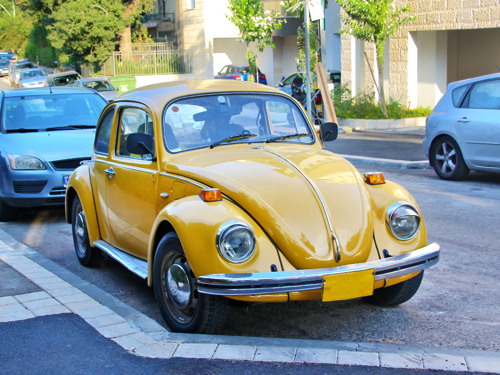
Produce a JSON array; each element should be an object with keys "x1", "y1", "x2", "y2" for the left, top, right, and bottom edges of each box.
[
  {"x1": 21, "y1": 77, "x2": 46, "y2": 84},
  {"x1": 0, "y1": 130, "x2": 95, "y2": 162},
  {"x1": 166, "y1": 145, "x2": 374, "y2": 269}
]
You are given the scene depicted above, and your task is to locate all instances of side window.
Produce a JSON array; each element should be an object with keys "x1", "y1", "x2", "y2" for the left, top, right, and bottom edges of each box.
[
  {"x1": 452, "y1": 85, "x2": 469, "y2": 107},
  {"x1": 94, "y1": 109, "x2": 115, "y2": 155},
  {"x1": 116, "y1": 107, "x2": 154, "y2": 159},
  {"x1": 468, "y1": 79, "x2": 500, "y2": 109}
]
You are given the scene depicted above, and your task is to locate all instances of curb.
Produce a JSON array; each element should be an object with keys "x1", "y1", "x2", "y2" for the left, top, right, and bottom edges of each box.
[
  {"x1": 1, "y1": 231, "x2": 499, "y2": 373},
  {"x1": 339, "y1": 154, "x2": 431, "y2": 169}
]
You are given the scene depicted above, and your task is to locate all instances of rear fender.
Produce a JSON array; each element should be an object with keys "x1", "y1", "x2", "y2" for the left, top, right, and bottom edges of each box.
[{"x1": 65, "y1": 165, "x2": 100, "y2": 245}]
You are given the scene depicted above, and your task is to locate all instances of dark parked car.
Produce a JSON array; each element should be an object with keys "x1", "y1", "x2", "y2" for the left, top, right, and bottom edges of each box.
[
  {"x1": 46, "y1": 71, "x2": 82, "y2": 87},
  {"x1": 423, "y1": 72, "x2": 500, "y2": 180},
  {"x1": 215, "y1": 64, "x2": 267, "y2": 85},
  {"x1": 0, "y1": 87, "x2": 108, "y2": 220}
]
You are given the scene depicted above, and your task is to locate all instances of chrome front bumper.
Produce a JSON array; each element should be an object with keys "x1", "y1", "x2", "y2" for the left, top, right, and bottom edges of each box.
[{"x1": 197, "y1": 243, "x2": 440, "y2": 296}]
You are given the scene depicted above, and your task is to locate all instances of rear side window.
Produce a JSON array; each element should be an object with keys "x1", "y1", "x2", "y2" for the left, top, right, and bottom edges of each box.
[
  {"x1": 452, "y1": 85, "x2": 469, "y2": 107},
  {"x1": 467, "y1": 79, "x2": 500, "y2": 109}
]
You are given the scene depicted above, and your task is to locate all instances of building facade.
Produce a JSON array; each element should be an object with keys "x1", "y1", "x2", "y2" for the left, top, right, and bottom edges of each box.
[{"x1": 342, "y1": 0, "x2": 500, "y2": 108}]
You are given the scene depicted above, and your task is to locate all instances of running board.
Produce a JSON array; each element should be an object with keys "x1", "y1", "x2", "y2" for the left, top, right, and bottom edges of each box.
[{"x1": 93, "y1": 240, "x2": 148, "y2": 279}]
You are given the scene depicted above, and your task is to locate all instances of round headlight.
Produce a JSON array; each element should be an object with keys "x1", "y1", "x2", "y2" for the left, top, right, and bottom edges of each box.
[
  {"x1": 8, "y1": 155, "x2": 46, "y2": 170},
  {"x1": 216, "y1": 221, "x2": 256, "y2": 263},
  {"x1": 386, "y1": 202, "x2": 421, "y2": 240}
]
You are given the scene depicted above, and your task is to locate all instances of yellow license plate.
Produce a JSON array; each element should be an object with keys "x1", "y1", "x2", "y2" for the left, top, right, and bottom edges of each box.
[{"x1": 322, "y1": 269, "x2": 375, "y2": 302}]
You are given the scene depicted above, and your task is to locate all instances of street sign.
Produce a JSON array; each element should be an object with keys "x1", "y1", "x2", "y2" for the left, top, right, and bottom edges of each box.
[{"x1": 308, "y1": 0, "x2": 324, "y2": 21}]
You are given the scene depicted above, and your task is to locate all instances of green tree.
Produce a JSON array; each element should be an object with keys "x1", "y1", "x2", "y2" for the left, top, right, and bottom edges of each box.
[
  {"x1": 335, "y1": 0, "x2": 414, "y2": 117},
  {"x1": 226, "y1": 0, "x2": 283, "y2": 80},
  {"x1": 0, "y1": 1, "x2": 32, "y2": 55},
  {"x1": 28, "y1": 0, "x2": 154, "y2": 66}
]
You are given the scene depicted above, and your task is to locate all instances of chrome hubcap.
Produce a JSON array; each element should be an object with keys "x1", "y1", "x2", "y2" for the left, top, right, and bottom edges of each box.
[
  {"x1": 74, "y1": 210, "x2": 86, "y2": 256},
  {"x1": 166, "y1": 263, "x2": 192, "y2": 309},
  {"x1": 436, "y1": 142, "x2": 456, "y2": 173}
]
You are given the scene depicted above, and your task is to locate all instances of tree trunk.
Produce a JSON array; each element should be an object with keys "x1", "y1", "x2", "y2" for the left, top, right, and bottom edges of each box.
[
  {"x1": 375, "y1": 42, "x2": 388, "y2": 118},
  {"x1": 119, "y1": 0, "x2": 143, "y2": 53}
]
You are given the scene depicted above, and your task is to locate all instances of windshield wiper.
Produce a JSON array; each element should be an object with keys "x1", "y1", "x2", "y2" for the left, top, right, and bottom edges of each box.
[
  {"x1": 266, "y1": 133, "x2": 312, "y2": 143},
  {"x1": 210, "y1": 133, "x2": 258, "y2": 149},
  {"x1": 6, "y1": 128, "x2": 39, "y2": 133},
  {"x1": 45, "y1": 125, "x2": 96, "y2": 131}
]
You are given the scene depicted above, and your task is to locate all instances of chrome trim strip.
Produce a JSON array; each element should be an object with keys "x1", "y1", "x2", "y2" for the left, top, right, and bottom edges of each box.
[
  {"x1": 197, "y1": 242, "x2": 440, "y2": 296},
  {"x1": 261, "y1": 148, "x2": 341, "y2": 262},
  {"x1": 159, "y1": 172, "x2": 206, "y2": 189},
  {"x1": 94, "y1": 240, "x2": 148, "y2": 279}
]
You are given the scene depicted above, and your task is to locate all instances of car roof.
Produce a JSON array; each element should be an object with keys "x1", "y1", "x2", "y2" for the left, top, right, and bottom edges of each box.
[
  {"x1": 78, "y1": 77, "x2": 110, "y2": 82},
  {"x1": 0, "y1": 87, "x2": 101, "y2": 97},
  {"x1": 118, "y1": 79, "x2": 287, "y2": 112},
  {"x1": 21, "y1": 68, "x2": 45, "y2": 73},
  {"x1": 447, "y1": 72, "x2": 500, "y2": 90}
]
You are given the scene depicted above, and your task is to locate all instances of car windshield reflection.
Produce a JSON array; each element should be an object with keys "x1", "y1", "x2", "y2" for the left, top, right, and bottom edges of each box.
[
  {"x1": 163, "y1": 93, "x2": 313, "y2": 152},
  {"x1": 1, "y1": 93, "x2": 107, "y2": 132}
]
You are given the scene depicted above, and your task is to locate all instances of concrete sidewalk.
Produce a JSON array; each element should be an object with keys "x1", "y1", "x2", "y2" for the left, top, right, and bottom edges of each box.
[{"x1": 1, "y1": 232, "x2": 499, "y2": 374}]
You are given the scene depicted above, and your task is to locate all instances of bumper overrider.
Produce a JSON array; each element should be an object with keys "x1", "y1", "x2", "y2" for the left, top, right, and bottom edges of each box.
[{"x1": 197, "y1": 243, "x2": 440, "y2": 297}]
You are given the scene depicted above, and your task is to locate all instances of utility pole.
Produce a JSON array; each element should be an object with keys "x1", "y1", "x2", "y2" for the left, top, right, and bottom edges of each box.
[{"x1": 304, "y1": 0, "x2": 312, "y2": 119}]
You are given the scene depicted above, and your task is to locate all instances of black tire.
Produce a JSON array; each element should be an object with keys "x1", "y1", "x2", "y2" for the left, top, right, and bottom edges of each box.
[
  {"x1": 430, "y1": 136, "x2": 469, "y2": 180},
  {"x1": 0, "y1": 199, "x2": 15, "y2": 221},
  {"x1": 71, "y1": 196, "x2": 100, "y2": 267},
  {"x1": 153, "y1": 232, "x2": 228, "y2": 333},
  {"x1": 363, "y1": 271, "x2": 424, "y2": 307}
]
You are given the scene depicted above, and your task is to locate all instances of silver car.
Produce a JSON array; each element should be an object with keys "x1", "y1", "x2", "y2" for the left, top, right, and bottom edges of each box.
[
  {"x1": 18, "y1": 68, "x2": 48, "y2": 88},
  {"x1": 0, "y1": 87, "x2": 107, "y2": 221},
  {"x1": 73, "y1": 77, "x2": 120, "y2": 101},
  {"x1": 423, "y1": 72, "x2": 500, "y2": 180}
]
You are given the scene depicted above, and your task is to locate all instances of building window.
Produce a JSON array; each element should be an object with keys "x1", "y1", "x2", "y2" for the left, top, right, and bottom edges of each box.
[{"x1": 186, "y1": 0, "x2": 195, "y2": 10}]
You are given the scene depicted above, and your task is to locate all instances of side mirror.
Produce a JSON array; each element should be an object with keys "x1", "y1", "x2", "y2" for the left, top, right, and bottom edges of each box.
[
  {"x1": 126, "y1": 133, "x2": 156, "y2": 160},
  {"x1": 319, "y1": 122, "x2": 338, "y2": 142}
]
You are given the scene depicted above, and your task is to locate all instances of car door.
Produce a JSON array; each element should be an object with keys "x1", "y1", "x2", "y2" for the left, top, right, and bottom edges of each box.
[
  {"x1": 104, "y1": 105, "x2": 159, "y2": 259},
  {"x1": 456, "y1": 78, "x2": 500, "y2": 168}
]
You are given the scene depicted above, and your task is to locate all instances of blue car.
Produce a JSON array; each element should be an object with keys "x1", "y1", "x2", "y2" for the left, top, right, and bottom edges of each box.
[{"x1": 0, "y1": 87, "x2": 107, "y2": 220}]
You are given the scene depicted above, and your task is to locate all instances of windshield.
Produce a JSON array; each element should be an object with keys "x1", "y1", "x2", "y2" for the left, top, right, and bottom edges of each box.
[
  {"x1": 163, "y1": 93, "x2": 313, "y2": 152},
  {"x1": 1, "y1": 93, "x2": 107, "y2": 132}
]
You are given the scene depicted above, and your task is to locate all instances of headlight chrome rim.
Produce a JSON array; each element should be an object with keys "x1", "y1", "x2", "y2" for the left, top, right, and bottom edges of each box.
[
  {"x1": 386, "y1": 201, "x2": 421, "y2": 240},
  {"x1": 216, "y1": 220, "x2": 256, "y2": 263}
]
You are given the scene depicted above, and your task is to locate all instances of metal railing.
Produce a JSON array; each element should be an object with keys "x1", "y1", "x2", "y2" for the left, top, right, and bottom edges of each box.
[{"x1": 102, "y1": 49, "x2": 191, "y2": 76}]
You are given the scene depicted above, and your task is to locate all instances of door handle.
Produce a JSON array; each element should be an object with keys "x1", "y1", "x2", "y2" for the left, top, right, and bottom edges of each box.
[
  {"x1": 457, "y1": 117, "x2": 470, "y2": 123},
  {"x1": 104, "y1": 167, "x2": 116, "y2": 178}
]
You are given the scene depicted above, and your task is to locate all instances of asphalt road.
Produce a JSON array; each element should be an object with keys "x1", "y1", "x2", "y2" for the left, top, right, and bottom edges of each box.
[{"x1": 1, "y1": 156, "x2": 499, "y2": 352}]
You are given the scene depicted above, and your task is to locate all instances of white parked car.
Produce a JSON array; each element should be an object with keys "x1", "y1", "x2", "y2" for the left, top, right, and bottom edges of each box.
[{"x1": 423, "y1": 72, "x2": 500, "y2": 180}]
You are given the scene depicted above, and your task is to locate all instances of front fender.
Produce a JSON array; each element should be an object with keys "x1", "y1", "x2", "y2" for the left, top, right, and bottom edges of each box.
[
  {"x1": 65, "y1": 165, "x2": 100, "y2": 245},
  {"x1": 365, "y1": 180, "x2": 428, "y2": 256},
  {"x1": 148, "y1": 195, "x2": 285, "y2": 288}
]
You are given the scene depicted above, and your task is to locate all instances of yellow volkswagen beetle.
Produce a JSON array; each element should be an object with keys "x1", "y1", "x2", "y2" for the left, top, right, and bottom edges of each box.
[{"x1": 65, "y1": 80, "x2": 440, "y2": 333}]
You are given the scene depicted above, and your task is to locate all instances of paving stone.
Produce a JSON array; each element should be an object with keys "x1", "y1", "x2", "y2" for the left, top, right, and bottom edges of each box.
[
  {"x1": 213, "y1": 344, "x2": 257, "y2": 361},
  {"x1": 132, "y1": 341, "x2": 178, "y2": 359},
  {"x1": 254, "y1": 346, "x2": 297, "y2": 362},
  {"x1": 84, "y1": 313, "x2": 127, "y2": 328},
  {"x1": 22, "y1": 297, "x2": 60, "y2": 310},
  {"x1": 0, "y1": 302, "x2": 35, "y2": 322},
  {"x1": 467, "y1": 356, "x2": 500, "y2": 373},
  {"x1": 422, "y1": 353, "x2": 468, "y2": 371},
  {"x1": 380, "y1": 352, "x2": 423, "y2": 369},
  {"x1": 96, "y1": 322, "x2": 139, "y2": 338},
  {"x1": 30, "y1": 304, "x2": 70, "y2": 317},
  {"x1": 14, "y1": 291, "x2": 50, "y2": 303},
  {"x1": 338, "y1": 350, "x2": 380, "y2": 367},
  {"x1": 0, "y1": 296, "x2": 17, "y2": 306},
  {"x1": 295, "y1": 348, "x2": 338, "y2": 364},
  {"x1": 174, "y1": 343, "x2": 218, "y2": 359},
  {"x1": 112, "y1": 332, "x2": 156, "y2": 350}
]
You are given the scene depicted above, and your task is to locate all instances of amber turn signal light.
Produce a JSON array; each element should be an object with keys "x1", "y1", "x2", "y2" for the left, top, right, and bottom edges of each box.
[
  {"x1": 363, "y1": 172, "x2": 386, "y2": 185},
  {"x1": 200, "y1": 188, "x2": 222, "y2": 202}
]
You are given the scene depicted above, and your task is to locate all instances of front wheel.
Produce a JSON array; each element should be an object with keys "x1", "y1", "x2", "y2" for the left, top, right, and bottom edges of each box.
[
  {"x1": 363, "y1": 271, "x2": 424, "y2": 307},
  {"x1": 153, "y1": 232, "x2": 228, "y2": 333},
  {"x1": 430, "y1": 136, "x2": 469, "y2": 180},
  {"x1": 71, "y1": 196, "x2": 100, "y2": 267}
]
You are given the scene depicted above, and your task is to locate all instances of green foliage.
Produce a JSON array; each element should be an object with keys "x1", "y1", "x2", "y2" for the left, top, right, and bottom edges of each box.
[
  {"x1": 47, "y1": 0, "x2": 126, "y2": 64},
  {"x1": 25, "y1": 22, "x2": 58, "y2": 67},
  {"x1": 0, "y1": 5, "x2": 32, "y2": 54},
  {"x1": 332, "y1": 84, "x2": 431, "y2": 119},
  {"x1": 226, "y1": 0, "x2": 283, "y2": 52}
]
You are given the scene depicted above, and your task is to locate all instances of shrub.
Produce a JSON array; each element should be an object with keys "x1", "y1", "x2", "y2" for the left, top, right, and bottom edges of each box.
[{"x1": 331, "y1": 84, "x2": 432, "y2": 119}]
